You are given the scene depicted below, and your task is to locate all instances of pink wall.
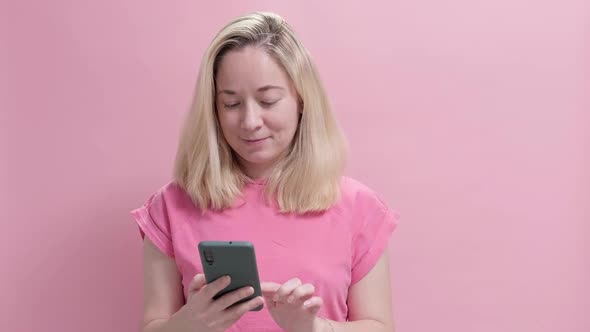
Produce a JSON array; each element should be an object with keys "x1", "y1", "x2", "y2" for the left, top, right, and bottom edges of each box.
[{"x1": 1, "y1": 1, "x2": 588, "y2": 331}]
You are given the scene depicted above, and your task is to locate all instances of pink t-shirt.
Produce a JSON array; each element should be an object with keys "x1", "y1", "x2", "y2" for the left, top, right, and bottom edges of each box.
[{"x1": 131, "y1": 176, "x2": 398, "y2": 330}]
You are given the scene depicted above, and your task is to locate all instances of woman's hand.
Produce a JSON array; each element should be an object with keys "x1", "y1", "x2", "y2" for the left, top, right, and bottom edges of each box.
[
  {"x1": 167, "y1": 274, "x2": 264, "y2": 332},
  {"x1": 261, "y1": 278, "x2": 328, "y2": 332}
]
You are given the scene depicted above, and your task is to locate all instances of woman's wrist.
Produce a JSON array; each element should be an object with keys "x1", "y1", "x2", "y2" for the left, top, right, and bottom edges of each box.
[{"x1": 313, "y1": 317, "x2": 335, "y2": 332}]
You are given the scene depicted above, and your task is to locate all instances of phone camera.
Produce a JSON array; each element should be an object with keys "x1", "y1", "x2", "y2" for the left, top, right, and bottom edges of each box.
[{"x1": 204, "y1": 250, "x2": 214, "y2": 265}]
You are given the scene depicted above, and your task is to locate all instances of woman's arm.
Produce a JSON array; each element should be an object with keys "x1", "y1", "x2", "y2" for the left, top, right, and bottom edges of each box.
[
  {"x1": 319, "y1": 251, "x2": 394, "y2": 332},
  {"x1": 141, "y1": 237, "x2": 185, "y2": 332}
]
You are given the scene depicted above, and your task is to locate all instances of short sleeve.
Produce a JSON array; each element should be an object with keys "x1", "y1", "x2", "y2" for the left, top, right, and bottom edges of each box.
[
  {"x1": 350, "y1": 193, "x2": 399, "y2": 285},
  {"x1": 130, "y1": 188, "x2": 175, "y2": 258}
]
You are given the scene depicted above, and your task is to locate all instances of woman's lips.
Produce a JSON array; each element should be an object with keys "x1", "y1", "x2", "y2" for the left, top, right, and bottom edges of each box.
[{"x1": 243, "y1": 137, "x2": 269, "y2": 145}]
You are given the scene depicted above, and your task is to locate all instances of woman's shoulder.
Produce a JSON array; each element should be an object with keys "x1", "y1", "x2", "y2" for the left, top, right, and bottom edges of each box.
[
  {"x1": 148, "y1": 177, "x2": 389, "y2": 214},
  {"x1": 144, "y1": 180, "x2": 198, "y2": 211},
  {"x1": 147, "y1": 180, "x2": 182, "y2": 198},
  {"x1": 337, "y1": 176, "x2": 397, "y2": 218}
]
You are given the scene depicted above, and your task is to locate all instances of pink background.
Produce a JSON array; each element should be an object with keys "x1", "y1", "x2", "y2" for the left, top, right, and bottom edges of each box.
[{"x1": 1, "y1": 1, "x2": 588, "y2": 331}]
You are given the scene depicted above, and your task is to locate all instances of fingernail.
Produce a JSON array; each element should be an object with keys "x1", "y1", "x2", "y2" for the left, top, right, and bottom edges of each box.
[
  {"x1": 303, "y1": 300, "x2": 311, "y2": 307},
  {"x1": 287, "y1": 295, "x2": 294, "y2": 303}
]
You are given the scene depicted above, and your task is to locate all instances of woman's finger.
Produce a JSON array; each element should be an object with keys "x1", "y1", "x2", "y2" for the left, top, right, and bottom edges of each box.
[
  {"x1": 286, "y1": 283, "x2": 315, "y2": 304},
  {"x1": 201, "y1": 275, "x2": 232, "y2": 300},
  {"x1": 274, "y1": 278, "x2": 302, "y2": 303},
  {"x1": 188, "y1": 274, "x2": 207, "y2": 294},
  {"x1": 260, "y1": 282, "x2": 281, "y2": 298},
  {"x1": 303, "y1": 296, "x2": 323, "y2": 315},
  {"x1": 212, "y1": 285, "x2": 255, "y2": 311},
  {"x1": 219, "y1": 296, "x2": 265, "y2": 324}
]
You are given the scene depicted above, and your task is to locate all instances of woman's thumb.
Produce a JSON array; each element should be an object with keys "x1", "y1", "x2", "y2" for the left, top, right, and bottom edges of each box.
[{"x1": 188, "y1": 273, "x2": 207, "y2": 294}]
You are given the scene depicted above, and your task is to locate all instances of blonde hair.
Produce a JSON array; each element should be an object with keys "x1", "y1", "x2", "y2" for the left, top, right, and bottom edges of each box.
[{"x1": 173, "y1": 11, "x2": 347, "y2": 214}]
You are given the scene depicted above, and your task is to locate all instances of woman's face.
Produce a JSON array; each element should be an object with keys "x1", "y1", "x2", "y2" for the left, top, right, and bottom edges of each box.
[{"x1": 215, "y1": 46, "x2": 300, "y2": 179}]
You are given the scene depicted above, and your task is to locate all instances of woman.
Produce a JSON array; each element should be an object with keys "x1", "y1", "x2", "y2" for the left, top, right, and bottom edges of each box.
[{"x1": 132, "y1": 11, "x2": 399, "y2": 332}]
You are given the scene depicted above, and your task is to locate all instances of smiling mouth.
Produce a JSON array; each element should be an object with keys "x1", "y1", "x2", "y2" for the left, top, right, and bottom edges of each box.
[{"x1": 243, "y1": 137, "x2": 269, "y2": 143}]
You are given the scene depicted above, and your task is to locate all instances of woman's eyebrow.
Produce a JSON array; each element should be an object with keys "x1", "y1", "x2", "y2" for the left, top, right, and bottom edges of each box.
[
  {"x1": 217, "y1": 85, "x2": 284, "y2": 96},
  {"x1": 257, "y1": 85, "x2": 284, "y2": 92}
]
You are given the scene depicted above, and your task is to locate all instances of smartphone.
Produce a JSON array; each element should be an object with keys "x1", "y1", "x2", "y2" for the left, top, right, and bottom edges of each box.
[{"x1": 198, "y1": 241, "x2": 264, "y2": 311}]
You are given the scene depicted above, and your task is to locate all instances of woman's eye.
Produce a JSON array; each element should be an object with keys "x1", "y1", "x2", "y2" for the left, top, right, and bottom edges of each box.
[
  {"x1": 224, "y1": 103, "x2": 240, "y2": 109},
  {"x1": 260, "y1": 100, "x2": 279, "y2": 107}
]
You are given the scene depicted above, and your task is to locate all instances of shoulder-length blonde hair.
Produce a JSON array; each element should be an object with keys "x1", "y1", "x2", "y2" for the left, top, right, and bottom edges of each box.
[{"x1": 173, "y1": 11, "x2": 347, "y2": 214}]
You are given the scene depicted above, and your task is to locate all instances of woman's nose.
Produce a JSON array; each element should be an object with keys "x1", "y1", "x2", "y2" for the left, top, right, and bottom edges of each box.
[{"x1": 241, "y1": 102, "x2": 263, "y2": 130}]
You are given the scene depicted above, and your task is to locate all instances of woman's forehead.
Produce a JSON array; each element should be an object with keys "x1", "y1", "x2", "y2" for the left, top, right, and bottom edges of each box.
[{"x1": 216, "y1": 47, "x2": 291, "y2": 91}]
